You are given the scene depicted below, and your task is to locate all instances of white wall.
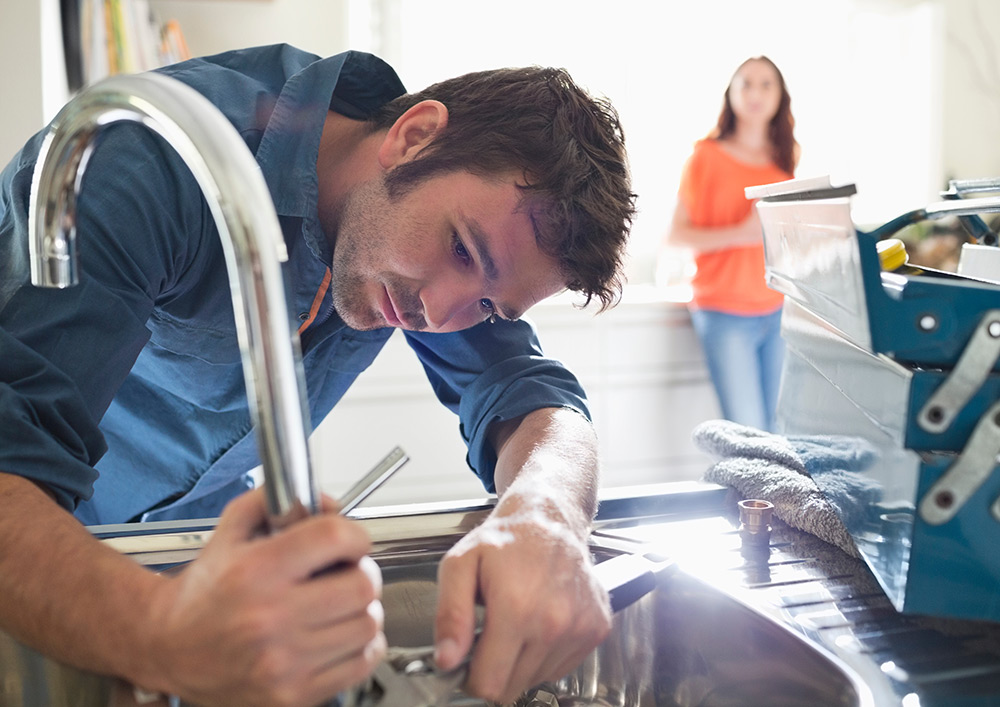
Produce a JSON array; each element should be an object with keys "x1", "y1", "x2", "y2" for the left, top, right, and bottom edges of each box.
[
  {"x1": 0, "y1": 1, "x2": 67, "y2": 164},
  {"x1": 312, "y1": 294, "x2": 720, "y2": 505},
  {"x1": 374, "y1": 0, "x2": 948, "y2": 284},
  {"x1": 6, "y1": 0, "x2": 1000, "y2": 229},
  {"x1": 148, "y1": 0, "x2": 350, "y2": 58},
  {"x1": 0, "y1": 0, "x2": 352, "y2": 164},
  {"x1": 942, "y1": 0, "x2": 1000, "y2": 182}
]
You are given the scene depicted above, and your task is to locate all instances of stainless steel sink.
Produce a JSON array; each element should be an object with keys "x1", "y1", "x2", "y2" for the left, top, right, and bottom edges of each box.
[
  {"x1": 0, "y1": 484, "x2": 879, "y2": 706},
  {"x1": 371, "y1": 547, "x2": 869, "y2": 707}
]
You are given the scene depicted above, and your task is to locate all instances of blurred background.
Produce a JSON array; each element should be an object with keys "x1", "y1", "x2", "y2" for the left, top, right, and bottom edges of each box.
[{"x1": 4, "y1": 0, "x2": 999, "y2": 505}]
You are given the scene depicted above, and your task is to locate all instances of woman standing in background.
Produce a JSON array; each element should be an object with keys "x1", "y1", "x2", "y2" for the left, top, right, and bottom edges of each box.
[{"x1": 666, "y1": 56, "x2": 798, "y2": 432}]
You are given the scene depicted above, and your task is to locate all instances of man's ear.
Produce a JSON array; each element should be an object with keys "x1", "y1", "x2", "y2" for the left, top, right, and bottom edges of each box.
[{"x1": 377, "y1": 100, "x2": 448, "y2": 169}]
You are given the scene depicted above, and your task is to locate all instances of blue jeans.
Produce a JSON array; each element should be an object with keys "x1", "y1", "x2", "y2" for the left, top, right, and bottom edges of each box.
[{"x1": 690, "y1": 307, "x2": 785, "y2": 432}]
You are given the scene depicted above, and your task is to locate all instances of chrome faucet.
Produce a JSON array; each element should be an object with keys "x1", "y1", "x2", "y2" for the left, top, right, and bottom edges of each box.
[{"x1": 28, "y1": 73, "x2": 318, "y2": 530}]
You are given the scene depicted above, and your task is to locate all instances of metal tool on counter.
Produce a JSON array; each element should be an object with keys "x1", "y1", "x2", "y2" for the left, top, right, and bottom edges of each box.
[
  {"x1": 342, "y1": 550, "x2": 675, "y2": 707},
  {"x1": 100, "y1": 446, "x2": 409, "y2": 561},
  {"x1": 338, "y1": 447, "x2": 410, "y2": 514}
]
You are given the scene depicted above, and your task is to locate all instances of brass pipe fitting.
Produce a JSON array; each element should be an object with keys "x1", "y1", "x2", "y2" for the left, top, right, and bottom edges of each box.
[{"x1": 738, "y1": 499, "x2": 774, "y2": 547}]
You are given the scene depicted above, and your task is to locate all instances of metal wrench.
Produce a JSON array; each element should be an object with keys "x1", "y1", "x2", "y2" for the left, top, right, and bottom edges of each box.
[
  {"x1": 342, "y1": 550, "x2": 675, "y2": 707},
  {"x1": 341, "y1": 644, "x2": 471, "y2": 707}
]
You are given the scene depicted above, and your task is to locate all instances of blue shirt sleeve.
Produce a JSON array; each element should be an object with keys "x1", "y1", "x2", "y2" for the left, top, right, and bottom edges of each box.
[
  {"x1": 403, "y1": 318, "x2": 590, "y2": 492},
  {"x1": 0, "y1": 121, "x2": 213, "y2": 509}
]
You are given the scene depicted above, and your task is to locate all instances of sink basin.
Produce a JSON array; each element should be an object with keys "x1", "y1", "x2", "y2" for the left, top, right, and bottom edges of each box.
[
  {"x1": 650, "y1": 570, "x2": 863, "y2": 707},
  {"x1": 0, "y1": 486, "x2": 874, "y2": 706},
  {"x1": 372, "y1": 547, "x2": 869, "y2": 707}
]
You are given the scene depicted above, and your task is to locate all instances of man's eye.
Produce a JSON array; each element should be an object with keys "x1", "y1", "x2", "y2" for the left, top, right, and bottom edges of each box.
[
  {"x1": 453, "y1": 235, "x2": 471, "y2": 262},
  {"x1": 480, "y1": 298, "x2": 498, "y2": 323}
]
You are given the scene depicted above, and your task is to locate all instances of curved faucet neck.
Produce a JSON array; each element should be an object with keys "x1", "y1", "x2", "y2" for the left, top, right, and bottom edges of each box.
[{"x1": 28, "y1": 73, "x2": 318, "y2": 530}]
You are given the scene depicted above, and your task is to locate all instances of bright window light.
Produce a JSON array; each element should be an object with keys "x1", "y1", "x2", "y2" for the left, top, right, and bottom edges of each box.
[{"x1": 350, "y1": 0, "x2": 942, "y2": 287}]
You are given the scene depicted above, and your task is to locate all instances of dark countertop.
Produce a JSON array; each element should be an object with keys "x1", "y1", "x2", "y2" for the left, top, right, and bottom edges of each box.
[{"x1": 595, "y1": 485, "x2": 1000, "y2": 707}]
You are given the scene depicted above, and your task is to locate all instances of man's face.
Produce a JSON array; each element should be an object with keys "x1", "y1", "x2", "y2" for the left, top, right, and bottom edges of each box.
[{"x1": 330, "y1": 169, "x2": 565, "y2": 333}]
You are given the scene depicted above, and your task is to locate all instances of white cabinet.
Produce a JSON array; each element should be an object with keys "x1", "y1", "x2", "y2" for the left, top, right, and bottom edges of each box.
[{"x1": 312, "y1": 292, "x2": 720, "y2": 506}]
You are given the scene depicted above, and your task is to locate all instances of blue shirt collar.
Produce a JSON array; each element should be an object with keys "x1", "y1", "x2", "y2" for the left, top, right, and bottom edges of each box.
[{"x1": 255, "y1": 50, "x2": 405, "y2": 264}]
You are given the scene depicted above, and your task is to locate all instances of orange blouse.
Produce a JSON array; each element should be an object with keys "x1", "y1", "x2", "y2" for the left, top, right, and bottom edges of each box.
[{"x1": 678, "y1": 138, "x2": 791, "y2": 315}]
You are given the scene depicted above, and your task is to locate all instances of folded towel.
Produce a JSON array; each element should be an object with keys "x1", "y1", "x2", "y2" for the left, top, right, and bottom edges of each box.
[{"x1": 693, "y1": 420, "x2": 882, "y2": 558}]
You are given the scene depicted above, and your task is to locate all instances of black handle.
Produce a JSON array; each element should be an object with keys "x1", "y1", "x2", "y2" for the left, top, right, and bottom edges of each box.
[{"x1": 592, "y1": 552, "x2": 675, "y2": 614}]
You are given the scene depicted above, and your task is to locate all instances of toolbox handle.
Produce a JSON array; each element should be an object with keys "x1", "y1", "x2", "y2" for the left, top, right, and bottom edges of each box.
[
  {"x1": 943, "y1": 178, "x2": 1000, "y2": 196},
  {"x1": 940, "y1": 181, "x2": 997, "y2": 246},
  {"x1": 924, "y1": 196, "x2": 1000, "y2": 219},
  {"x1": 867, "y1": 195, "x2": 1000, "y2": 242}
]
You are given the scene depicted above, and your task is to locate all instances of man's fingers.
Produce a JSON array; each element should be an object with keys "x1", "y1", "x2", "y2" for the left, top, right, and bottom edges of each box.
[
  {"x1": 467, "y1": 616, "x2": 605, "y2": 702},
  {"x1": 293, "y1": 599, "x2": 386, "y2": 667},
  {"x1": 319, "y1": 492, "x2": 342, "y2": 515},
  {"x1": 433, "y1": 553, "x2": 479, "y2": 670},
  {"x1": 507, "y1": 640, "x2": 593, "y2": 699},
  {"x1": 290, "y1": 556, "x2": 383, "y2": 628},
  {"x1": 213, "y1": 490, "x2": 372, "y2": 583},
  {"x1": 497, "y1": 642, "x2": 551, "y2": 703},
  {"x1": 211, "y1": 487, "x2": 270, "y2": 545},
  {"x1": 300, "y1": 631, "x2": 388, "y2": 707},
  {"x1": 464, "y1": 621, "x2": 522, "y2": 702},
  {"x1": 256, "y1": 512, "x2": 373, "y2": 581}
]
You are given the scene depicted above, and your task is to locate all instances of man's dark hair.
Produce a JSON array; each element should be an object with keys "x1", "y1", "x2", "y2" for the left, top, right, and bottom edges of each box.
[{"x1": 367, "y1": 66, "x2": 636, "y2": 311}]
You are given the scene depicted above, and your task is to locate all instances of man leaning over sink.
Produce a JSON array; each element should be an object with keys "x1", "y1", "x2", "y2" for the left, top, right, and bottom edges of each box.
[{"x1": 0, "y1": 45, "x2": 636, "y2": 706}]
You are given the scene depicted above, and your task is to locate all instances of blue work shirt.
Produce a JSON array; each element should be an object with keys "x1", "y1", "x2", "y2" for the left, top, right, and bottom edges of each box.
[{"x1": 0, "y1": 45, "x2": 589, "y2": 525}]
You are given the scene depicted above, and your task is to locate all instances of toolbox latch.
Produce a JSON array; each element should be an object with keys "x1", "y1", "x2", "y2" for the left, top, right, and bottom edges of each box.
[
  {"x1": 919, "y1": 399, "x2": 1000, "y2": 525},
  {"x1": 917, "y1": 310, "x2": 1000, "y2": 434}
]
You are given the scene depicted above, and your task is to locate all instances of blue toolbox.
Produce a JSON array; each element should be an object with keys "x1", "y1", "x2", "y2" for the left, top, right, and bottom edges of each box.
[{"x1": 746, "y1": 176, "x2": 1000, "y2": 622}]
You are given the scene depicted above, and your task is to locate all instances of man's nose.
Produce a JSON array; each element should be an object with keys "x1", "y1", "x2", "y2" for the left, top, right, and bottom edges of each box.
[{"x1": 420, "y1": 278, "x2": 480, "y2": 331}]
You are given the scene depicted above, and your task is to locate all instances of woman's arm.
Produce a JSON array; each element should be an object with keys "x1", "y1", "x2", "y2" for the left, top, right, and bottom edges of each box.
[{"x1": 665, "y1": 199, "x2": 764, "y2": 254}]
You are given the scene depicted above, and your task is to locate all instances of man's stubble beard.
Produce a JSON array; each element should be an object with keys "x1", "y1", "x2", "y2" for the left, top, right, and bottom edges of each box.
[
  {"x1": 328, "y1": 174, "x2": 429, "y2": 332},
  {"x1": 328, "y1": 177, "x2": 384, "y2": 331}
]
